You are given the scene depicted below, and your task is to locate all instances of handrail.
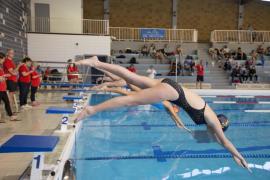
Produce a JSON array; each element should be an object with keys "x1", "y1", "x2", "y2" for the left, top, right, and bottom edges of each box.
[{"x1": 211, "y1": 30, "x2": 270, "y2": 43}]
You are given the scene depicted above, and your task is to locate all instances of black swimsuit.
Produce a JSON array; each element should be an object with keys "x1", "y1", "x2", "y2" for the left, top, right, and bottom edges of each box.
[{"x1": 161, "y1": 78, "x2": 207, "y2": 124}]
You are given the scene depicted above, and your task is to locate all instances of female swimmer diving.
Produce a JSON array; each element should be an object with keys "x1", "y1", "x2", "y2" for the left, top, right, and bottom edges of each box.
[{"x1": 75, "y1": 56, "x2": 249, "y2": 170}]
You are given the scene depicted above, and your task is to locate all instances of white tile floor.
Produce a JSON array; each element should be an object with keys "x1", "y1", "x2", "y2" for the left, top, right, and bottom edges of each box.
[{"x1": 0, "y1": 92, "x2": 73, "y2": 180}]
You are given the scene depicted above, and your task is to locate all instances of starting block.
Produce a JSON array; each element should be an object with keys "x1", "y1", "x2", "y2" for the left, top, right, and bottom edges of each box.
[
  {"x1": 62, "y1": 95, "x2": 85, "y2": 112},
  {"x1": 46, "y1": 107, "x2": 76, "y2": 131},
  {"x1": 0, "y1": 135, "x2": 59, "y2": 180}
]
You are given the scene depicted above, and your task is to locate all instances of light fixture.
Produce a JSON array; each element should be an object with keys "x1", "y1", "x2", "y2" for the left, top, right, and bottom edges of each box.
[{"x1": 261, "y1": 0, "x2": 270, "y2": 2}]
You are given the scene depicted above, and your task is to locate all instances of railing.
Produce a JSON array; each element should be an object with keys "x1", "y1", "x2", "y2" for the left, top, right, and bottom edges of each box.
[
  {"x1": 211, "y1": 30, "x2": 270, "y2": 43},
  {"x1": 110, "y1": 27, "x2": 198, "y2": 42},
  {"x1": 27, "y1": 17, "x2": 197, "y2": 42},
  {"x1": 27, "y1": 17, "x2": 109, "y2": 35}
]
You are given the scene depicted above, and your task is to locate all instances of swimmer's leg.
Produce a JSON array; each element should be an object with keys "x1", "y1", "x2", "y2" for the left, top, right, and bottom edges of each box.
[
  {"x1": 76, "y1": 83, "x2": 179, "y2": 121},
  {"x1": 77, "y1": 57, "x2": 160, "y2": 89}
]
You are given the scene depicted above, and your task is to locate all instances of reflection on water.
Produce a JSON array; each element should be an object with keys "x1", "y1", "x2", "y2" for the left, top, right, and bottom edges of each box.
[{"x1": 177, "y1": 162, "x2": 270, "y2": 179}]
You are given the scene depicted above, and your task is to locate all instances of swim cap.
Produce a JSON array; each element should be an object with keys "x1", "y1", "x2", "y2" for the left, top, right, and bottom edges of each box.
[{"x1": 217, "y1": 114, "x2": 229, "y2": 131}]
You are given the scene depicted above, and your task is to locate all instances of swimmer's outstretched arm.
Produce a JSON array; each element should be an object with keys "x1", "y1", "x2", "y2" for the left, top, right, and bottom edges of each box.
[
  {"x1": 205, "y1": 107, "x2": 250, "y2": 171},
  {"x1": 162, "y1": 101, "x2": 191, "y2": 133}
]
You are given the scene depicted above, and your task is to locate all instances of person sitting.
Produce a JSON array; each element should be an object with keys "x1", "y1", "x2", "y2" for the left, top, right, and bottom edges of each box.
[
  {"x1": 43, "y1": 66, "x2": 51, "y2": 82},
  {"x1": 265, "y1": 47, "x2": 270, "y2": 56},
  {"x1": 155, "y1": 50, "x2": 165, "y2": 64},
  {"x1": 256, "y1": 45, "x2": 265, "y2": 55},
  {"x1": 141, "y1": 45, "x2": 149, "y2": 57},
  {"x1": 235, "y1": 48, "x2": 247, "y2": 60},
  {"x1": 231, "y1": 65, "x2": 241, "y2": 83},
  {"x1": 249, "y1": 66, "x2": 258, "y2": 83},
  {"x1": 240, "y1": 65, "x2": 248, "y2": 83},
  {"x1": 168, "y1": 62, "x2": 181, "y2": 76},
  {"x1": 127, "y1": 64, "x2": 136, "y2": 73},
  {"x1": 223, "y1": 58, "x2": 232, "y2": 71},
  {"x1": 149, "y1": 44, "x2": 157, "y2": 58}
]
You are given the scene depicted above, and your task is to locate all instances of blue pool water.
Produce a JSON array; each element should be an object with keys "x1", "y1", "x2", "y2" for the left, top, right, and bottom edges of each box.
[{"x1": 74, "y1": 94, "x2": 270, "y2": 180}]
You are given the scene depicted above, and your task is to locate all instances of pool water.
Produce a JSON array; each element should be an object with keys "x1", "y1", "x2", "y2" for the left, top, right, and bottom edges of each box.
[{"x1": 74, "y1": 94, "x2": 270, "y2": 180}]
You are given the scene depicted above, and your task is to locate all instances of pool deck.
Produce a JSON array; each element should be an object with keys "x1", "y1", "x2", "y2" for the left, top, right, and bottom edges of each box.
[{"x1": 0, "y1": 92, "x2": 72, "y2": 180}]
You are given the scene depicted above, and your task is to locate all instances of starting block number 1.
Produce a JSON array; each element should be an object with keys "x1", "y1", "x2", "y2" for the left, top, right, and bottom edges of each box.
[{"x1": 30, "y1": 153, "x2": 44, "y2": 180}]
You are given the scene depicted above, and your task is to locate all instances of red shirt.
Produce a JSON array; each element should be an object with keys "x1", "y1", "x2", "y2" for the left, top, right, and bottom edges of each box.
[
  {"x1": 0, "y1": 68, "x2": 7, "y2": 91},
  {"x1": 67, "y1": 65, "x2": 78, "y2": 80},
  {"x1": 31, "y1": 71, "x2": 41, "y2": 87},
  {"x1": 127, "y1": 67, "x2": 136, "y2": 73},
  {"x1": 3, "y1": 58, "x2": 17, "y2": 82},
  {"x1": 19, "y1": 64, "x2": 31, "y2": 83},
  {"x1": 44, "y1": 69, "x2": 50, "y2": 77},
  {"x1": 196, "y1": 64, "x2": 204, "y2": 76}
]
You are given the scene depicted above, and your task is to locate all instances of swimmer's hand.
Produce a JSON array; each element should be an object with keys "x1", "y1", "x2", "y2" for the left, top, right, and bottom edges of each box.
[
  {"x1": 175, "y1": 122, "x2": 192, "y2": 133},
  {"x1": 74, "y1": 106, "x2": 96, "y2": 123},
  {"x1": 233, "y1": 155, "x2": 251, "y2": 172}
]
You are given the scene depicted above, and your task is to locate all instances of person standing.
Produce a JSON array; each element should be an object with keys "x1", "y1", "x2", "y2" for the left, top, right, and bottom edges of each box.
[
  {"x1": 67, "y1": 60, "x2": 79, "y2": 83},
  {"x1": 0, "y1": 52, "x2": 18, "y2": 122},
  {"x1": 146, "y1": 65, "x2": 157, "y2": 79},
  {"x1": 30, "y1": 63, "x2": 41, "y2": 106},
  {"x1": 3, "y1": 49, "x2": 19, "y2": 112},
  {"x1": 195, "y1": 60, "x2": 205, "y2": 89},
  {"x1": 18, "y1": 57, "x2": 33, "y2": 110}
]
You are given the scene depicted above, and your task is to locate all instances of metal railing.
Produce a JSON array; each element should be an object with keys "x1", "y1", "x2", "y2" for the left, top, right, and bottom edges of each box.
[
  {"x1": 110, "y1": 27, "x2": 198, "y2": 42},
  {"x1": 27, "y1": 17, "x2": 109, "y2": 35},
  {"x1": 211, "y1": 30, "x2": 270, "y2": 43}
]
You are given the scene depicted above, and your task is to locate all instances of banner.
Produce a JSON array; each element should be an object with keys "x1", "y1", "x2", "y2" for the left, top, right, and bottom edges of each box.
[{"x1": 140, "y1": 28, "x2": 165, "y2": 39}]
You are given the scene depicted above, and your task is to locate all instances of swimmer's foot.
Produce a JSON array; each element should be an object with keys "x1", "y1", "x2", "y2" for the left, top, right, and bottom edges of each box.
[
  {"x1": 74, "y1": 106, "x2": 96, "y2": 123},
  {"x1": 76, "y1": 56, "x2": 100, "y2": 67}
]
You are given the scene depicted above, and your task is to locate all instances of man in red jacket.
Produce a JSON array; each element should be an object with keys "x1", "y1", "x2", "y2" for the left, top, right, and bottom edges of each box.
[{"x1": 195, "y1": 60, "x2": 205, "y2": 89}]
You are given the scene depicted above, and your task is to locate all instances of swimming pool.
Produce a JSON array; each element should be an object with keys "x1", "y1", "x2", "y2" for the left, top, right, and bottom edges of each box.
[{"x1": 73, "y1": 93, "x2": 270, "y2": 180}]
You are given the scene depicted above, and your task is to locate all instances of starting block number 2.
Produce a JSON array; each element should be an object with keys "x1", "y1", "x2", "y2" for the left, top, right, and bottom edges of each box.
[{"x1": 62, "y1": 115, "x2": 69, "y2": 125}]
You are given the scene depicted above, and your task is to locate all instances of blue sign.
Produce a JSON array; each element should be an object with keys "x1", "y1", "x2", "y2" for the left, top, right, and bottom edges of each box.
[{"x1": 140, "y1": 28, "x2": 165, "y2": 39}]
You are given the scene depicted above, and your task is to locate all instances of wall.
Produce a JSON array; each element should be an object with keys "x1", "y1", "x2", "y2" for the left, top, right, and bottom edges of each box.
[
  {"x1": 243, "y1": 0, "x2": 270, "y2": 30},
  {"x1": 30, "y1": 0, "x2": 83, "y2": 33},
  {"x1": 0, "y1": 0, "x2": 29, "y2": 61},
  {"x1": 27, "y1": 33, "x2": 111, "y2": 62},
  {"x1": 178, "y1": 0, "x2": 238, "y2": 42}
]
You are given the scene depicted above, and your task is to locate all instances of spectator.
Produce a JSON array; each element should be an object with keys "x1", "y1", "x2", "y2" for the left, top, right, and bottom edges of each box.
[
  {"x1": 240, "y1": 65, "x2": 248, "y2": 83},
  {"x1": 141, "y1": 45, "x2": 149, "y2": 57},
  {"x1": 235, "y1": 47, "x2": 247, "y2": 60},
  {"x1": 231, "y1": 65, "x2": 241, "y2": 83},
  {"x1": 149, "y1": 44, "x2": 156, "y2": 58},
  {"x1": 146, "y1": 65, "x2": 157, "y2": 79},
  {"x1": 43, "y1": 67, "x2": 51, "y2": 82},
  {"x1": 195, "y1": 60, "x2": 204, "y2": 89},
  {"x1": 249, "y1": 66, "x2": 258, "y2": 82},
  {"x1": 30, "y1": 62, "x2": 41, "y2": 106},
  {"x1": 224, "y1": 58, "x2": 232, "y2": 71},
  {"x1": 168, "y1": 62, "x2": 182, "y2": 76},
  {"x1": 223, "y1": 45, "x2": 230, "y2": 57},
  {"x1": 265, "y1": 47, "x2": 270, "y2": 56},
  {"x1": 0, "y1": 52, "x2": 18, "y2": 122},
  {"x1": 257, "y1": 45, "x2": 264, "y2": 55},
  {"x1": 155, "y1": 50, "x2": 165, "y2": 64},
  {"x1": 67, "y1": 59, "x2": 79, "y2": 83},
  {"x1": 18, "y1": 57, "x2": 33, "y2": 110},
  {"x1": 127, "y1": 64, "x2": 136, "y2": 73},
  {"x1": 248, "y1": 24, "x2": 256, "y2": 41},
  {"x1": 3, "y1": 49, "x2": 20, "y2": 112}
]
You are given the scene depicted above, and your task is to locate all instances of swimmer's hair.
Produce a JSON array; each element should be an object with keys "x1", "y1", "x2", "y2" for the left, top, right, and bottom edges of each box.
[
  {"x1": 217, "y1": 114, "x2": 230, "y2": 132},
  {"x1": 0, "y1": 52, "x2": 5, "y2": 59},
  {"x1": 22, "y1": 57, "x2": 32, "y2": 63}
]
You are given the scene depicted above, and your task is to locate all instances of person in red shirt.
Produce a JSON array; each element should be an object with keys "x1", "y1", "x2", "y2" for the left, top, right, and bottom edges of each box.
[
  {"x1": 195, "y1": 60, "x2": 205, "y2": 89},
  {"x1": 67, "y1": 60, "x2": 79, "y2": 83},
  {"x1": 3, "y1": 49, "x2": 20, "y2": 112},
  {"x1": 30, "y1": 63, "x2": 41, "y2": 106},
  {"x1": 0, "y1": 52, "x2": 18, "y2": 121},
  {"x1": 18, "y1": 57, "x2": 34, "y2": 109},
  {"x1": 127, "y1": 64, "x2": 136, "y2": 73}
]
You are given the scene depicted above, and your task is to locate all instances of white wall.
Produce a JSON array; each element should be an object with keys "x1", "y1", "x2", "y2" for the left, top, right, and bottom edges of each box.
[
  {"x1": 30, "y1": 0, "x2": 83, "y2": 33},
  {"x1": 27, "y1": 33, "x2": 111, "y2": 62}
]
